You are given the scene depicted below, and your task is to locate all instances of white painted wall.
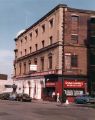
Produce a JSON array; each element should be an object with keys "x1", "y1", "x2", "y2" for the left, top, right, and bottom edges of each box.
[{"x1": 14, "y1": 78, "x2": 45, "y2": 99}]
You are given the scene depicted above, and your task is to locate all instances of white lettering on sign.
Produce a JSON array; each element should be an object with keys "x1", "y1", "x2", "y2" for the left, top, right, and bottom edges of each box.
[{"x1": 64, "y1": 80, "x2": 85, "y2": 88}]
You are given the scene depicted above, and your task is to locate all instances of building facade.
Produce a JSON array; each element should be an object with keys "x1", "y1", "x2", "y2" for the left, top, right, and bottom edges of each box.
[{"x1": 13, "y1": 4, "x2": 95, "y2": 102}]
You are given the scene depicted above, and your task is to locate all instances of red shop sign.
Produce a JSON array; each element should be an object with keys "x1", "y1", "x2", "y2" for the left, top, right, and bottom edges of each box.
[{"x1": 64, "y1": 80, "x2": 85, "y2": 88}]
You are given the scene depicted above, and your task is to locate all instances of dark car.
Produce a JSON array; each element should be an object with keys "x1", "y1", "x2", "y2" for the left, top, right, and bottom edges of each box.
[
  {"x1": 16, "y1": 93, "x2": 32, "y2": 102},
  {"x1": 0, "y1": 92, "x2": 11, "y2": 100},
  {"x1": 75, "y1": 94, "x2": 95, "y2": 104}
]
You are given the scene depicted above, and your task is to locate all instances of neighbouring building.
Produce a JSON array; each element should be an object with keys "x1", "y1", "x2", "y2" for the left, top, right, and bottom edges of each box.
[{"x1": 13, "y1": 4, "x2": 95, "y2": 102}]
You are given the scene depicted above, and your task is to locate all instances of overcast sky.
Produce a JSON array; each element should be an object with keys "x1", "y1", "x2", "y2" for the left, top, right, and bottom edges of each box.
[{"x1": 0, "y1": 0, "x2": 95, "y2": 79}]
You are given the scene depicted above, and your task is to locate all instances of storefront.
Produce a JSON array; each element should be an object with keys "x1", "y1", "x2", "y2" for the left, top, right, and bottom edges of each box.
[
  {"x1": 56, "y1": 79, "x2": 87, "y2": 102},
  {"x1": 44, "y1": 74, "x2": 87, "y2": 102}
]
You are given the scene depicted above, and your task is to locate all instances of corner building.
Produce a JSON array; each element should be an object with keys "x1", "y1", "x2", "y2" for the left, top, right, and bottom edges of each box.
[{"x1": 13, "y1": 4, "x2": 95, "y2": 102}]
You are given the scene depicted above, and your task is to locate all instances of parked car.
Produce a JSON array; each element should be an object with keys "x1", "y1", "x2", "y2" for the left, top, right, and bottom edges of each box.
[
  {"x1": 0, "y1": 92, "x2": 11, "y2": 100},
  {"x1": 16, "y1": 93, "x2": 32, "y2": 102},
  {"x1": 75, "y1": 94, "x2": 95, "y2": 104},
  {"x1": 9, "y1": 92, "x2": 17, "y2": 101}
]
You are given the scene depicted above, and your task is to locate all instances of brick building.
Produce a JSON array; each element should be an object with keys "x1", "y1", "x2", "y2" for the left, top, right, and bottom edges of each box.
[{"x1": 13, "y1": 4, "x2": 95, "y2": 102}]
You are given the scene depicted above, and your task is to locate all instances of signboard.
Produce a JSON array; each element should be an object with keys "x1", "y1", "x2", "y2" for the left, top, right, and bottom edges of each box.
[
  {"x1": 64, "y1": 80, "x2": 85, "y2": 88},
  {"x1": 46, "y1": 82, "x2": 55, "y2": 87},
  {"x1": 30, "y1": 65, "x2": 37, "y2": 71}
]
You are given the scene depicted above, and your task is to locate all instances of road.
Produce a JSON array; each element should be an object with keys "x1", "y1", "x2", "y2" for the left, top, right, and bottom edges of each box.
[{"x1": 0, "y1": 100, "x2": 95, "y2": 120}]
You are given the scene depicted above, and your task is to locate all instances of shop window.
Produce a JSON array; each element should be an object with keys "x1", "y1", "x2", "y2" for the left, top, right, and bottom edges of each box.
[{"x1": 71, "y1": 55, "x2": 78, "y2": 67}]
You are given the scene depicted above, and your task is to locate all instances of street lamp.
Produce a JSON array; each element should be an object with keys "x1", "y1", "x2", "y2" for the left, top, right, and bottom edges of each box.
[{"x1": 61, "y1": 7, "x2": 67, "y2": 103}]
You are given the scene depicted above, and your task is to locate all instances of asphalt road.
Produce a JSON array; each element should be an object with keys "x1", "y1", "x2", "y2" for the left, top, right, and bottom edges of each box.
[{"x1": 0, "y1": 100, "x2": 95, "y2": 120}]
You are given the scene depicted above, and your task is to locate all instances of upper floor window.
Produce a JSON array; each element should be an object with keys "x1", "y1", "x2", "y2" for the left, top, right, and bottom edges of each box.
[
  {"x1": 42, "y1": 24, "x2": 45, "y2": 32},
  {"x1": 42, "y1": 40, "x2": 45, "y2": 48},
  {"x1": 35, "y1": 29, "x2": 38, "y2": 37},
  {"x1": 35, "y1": 44, "x2": 38, "y2": 51},
  {"x1": 29, "y1": 46, "x2": 32, "y2": 53},
  {"x1": 29, "y1": 33, "x2": 32, "y2": 39},
  {"x1": 71, "y1": 15, "x2": 79, "y2": 23},
  {"x1": 71, "y1": 55, "x2": 78, "y2": 67},
  {"x1": 71, "y1": 15, "x2": 79, "y2": 34},
  {"x1": 34, "y1": 58, "x2": 37, "y2": 65},
  {"x1": 25, "y1": 49, "x2": 27, "y2": 55},
  {"x1": 19, "y1": 63, "x2": 22, "y2": 75},
  {"x1": 49, "y1": 36, "x2": 53, "y2": 45},
  {"x1": 21, "y1": 39, "x2": 22, "y2": 45},
  {"x1": 71, "y1": 34, "x2": 78, "y2": 44},
  {"x1": 41, "y1": 57, "x2": 44, "y2": 71},
  {"x1": 25, "y1": 36, "x2": 27, "y2": 42},
  {"x1": 49, "y1": 18, "x2": 53, "y2": 28},
  {"x1": 48, "y1": 53, "x2": 53, "y2": 70},
  {"x1": 24, "y1": 62, "x2": 26, "y2": 74},
  {"x1": 20, "y1": 51, "x2": 22, "y2": 56}
]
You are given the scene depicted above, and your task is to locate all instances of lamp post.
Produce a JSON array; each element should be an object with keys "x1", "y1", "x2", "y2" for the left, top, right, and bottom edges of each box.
[{"x1": 61, "y1": 7, "x2": 67, "y2": 103}]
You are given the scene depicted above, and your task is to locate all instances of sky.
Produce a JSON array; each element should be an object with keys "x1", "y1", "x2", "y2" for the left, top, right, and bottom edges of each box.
[{"x1": 0, "y1": 0, "x2": 95, "y2": 79}]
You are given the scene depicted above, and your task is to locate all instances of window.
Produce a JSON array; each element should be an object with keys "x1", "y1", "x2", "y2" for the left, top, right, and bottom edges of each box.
[
  {"x1": 35, "y1": 44, "x2": 38, "y2": 51},
  {"x1": 29, "y1": 33, "x2": 32, "y2": 39},
  {"x1": 21, "y1": 39, "x2": 22, "y2": 45},
  {"x1": 28, "y1": 60, "x2": 31, "y2": 72},
  {"x1": 25, "y1": 49, "x2": 27, "y2": 55},
  {"x1": 49, "y1": 19, "x2": 53, "y2": 28},
  {"x1": 19, "y1": 63, "x2": 21, "y2": 75},
  {"x1": 25, "y1": 36, "x2": 27, "y2": 42},
  {"x1": 42, "y1": 24, "x2": 45, "y2": 32},
  {"x1": 35, "y1": 29, "x2": 38, "y2": 37},
  {"x1": 71, "y1": 55, "x2": 78, "y2": 67},
  {"x1": 41, "y1": 57, "x2": 44, "y2": 71},
  {"x1": 29, "y1": 46, "x2": 32, "y2": 53},
  {"x1": 48, "y1": 55, "x2": 52, "y2": 69},
  {"x1": 42, "y1": 40, "x2": 45, "y2": 48},
  {"x1": 71, "y1": 34, "x2": 78, "y2": 43},
  {"x1": 71, "y1": 15, "x2": 79, "y2": 22},
  {"x1": 24, "y1": 62, "x2": 26, "y2": 74},
  {"x1": 20, "y1": 51, "x2": 22, "y2": 56},
  {"x1": 34, "y1": 58, "x2": 37, "y2": 65},
  {"x1": 65, "y1": 53, "x2": 71, "y2": 70},
  {"x1": 49, "y1": 36, "x2": 53, "y2": 45},
  {"x1": 71, "y1": 15, "x2": 79, "y2": 34}
]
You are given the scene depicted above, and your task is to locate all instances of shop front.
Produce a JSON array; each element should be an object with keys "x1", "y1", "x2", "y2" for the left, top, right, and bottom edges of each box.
[{"x1": 56, "y1": 79, "x2": 87, "y2": 102}]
